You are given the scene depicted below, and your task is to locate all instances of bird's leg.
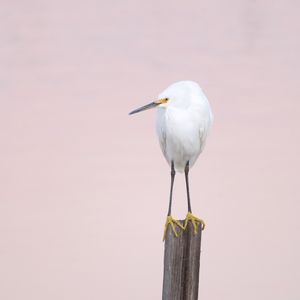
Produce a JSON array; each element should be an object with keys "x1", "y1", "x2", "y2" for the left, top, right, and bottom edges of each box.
[
  {"x1": 183, "y1": 161, "x2": 205, "y2": 234},
  {"x1": 167, "y1": 161, "x2": 175, "y2": 216},
  {"x1": 185, "y1": 161, "x2": 192, "y2": 213},
  {"x1": 163, "y1": 161, "x2": 184, "y2": 240}
]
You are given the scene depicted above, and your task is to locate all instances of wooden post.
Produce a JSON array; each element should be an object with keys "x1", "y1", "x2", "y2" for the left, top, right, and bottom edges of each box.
[{"x1": 162, "y1": 221, "x2": 202, "y2": 300}]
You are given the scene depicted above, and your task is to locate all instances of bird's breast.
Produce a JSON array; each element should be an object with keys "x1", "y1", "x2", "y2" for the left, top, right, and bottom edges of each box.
[{"x1": 156, "y1": 107, "x2": 204, "y2": 172}]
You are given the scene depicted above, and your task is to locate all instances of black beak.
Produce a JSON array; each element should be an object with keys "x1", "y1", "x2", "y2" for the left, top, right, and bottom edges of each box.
[{"x1": 129, "y1": 101, "x2": 160, "y2": 115}]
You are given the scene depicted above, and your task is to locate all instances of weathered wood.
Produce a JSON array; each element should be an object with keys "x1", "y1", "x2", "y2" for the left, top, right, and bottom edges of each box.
[{"x1": 162, "y1": 221, "x2": 202, "y2": 300}]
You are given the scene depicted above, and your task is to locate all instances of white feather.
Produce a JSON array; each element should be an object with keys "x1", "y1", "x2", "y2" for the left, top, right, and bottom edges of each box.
[{"x1": 155, "y1": 81, "x2": 213, "y2": 173}]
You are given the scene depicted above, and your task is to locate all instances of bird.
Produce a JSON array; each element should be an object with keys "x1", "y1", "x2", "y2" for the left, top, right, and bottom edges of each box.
[{"x1": 129, "y1": 81, "x2": 213, "y2": 239}]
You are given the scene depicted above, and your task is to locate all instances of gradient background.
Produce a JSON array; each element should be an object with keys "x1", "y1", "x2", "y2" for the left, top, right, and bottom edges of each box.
[{"x1": 1, "y1": 0, "x2": 299, "y2": 299}]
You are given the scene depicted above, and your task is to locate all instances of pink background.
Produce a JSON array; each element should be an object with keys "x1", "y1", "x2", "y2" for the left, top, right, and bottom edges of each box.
[{"x1": 1, "y1": 0, "x2": 299, "y2": 299}]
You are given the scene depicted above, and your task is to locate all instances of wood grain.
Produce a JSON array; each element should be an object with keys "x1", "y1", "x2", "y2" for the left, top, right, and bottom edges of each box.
[{"x1": 162, "y1": 221, "x2": 202, "y2": 300}]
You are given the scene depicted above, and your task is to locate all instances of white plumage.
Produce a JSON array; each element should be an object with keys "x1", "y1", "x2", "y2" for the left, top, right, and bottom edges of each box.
[
  {"x1": 155, "y1": 81, "x2": 213, "y2": 172},
  {"x1": 129, "y1": 80, "x2": 213, "y2": 235}
]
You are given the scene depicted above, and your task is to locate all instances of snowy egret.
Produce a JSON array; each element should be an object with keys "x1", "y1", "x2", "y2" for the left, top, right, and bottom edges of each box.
[{"x1": 129, "y1": 81, "x2": 213, "y2": 239}]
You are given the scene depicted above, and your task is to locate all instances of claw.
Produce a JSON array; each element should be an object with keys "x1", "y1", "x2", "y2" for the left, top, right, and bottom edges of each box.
[
  {"x1": 183, "y1": 212, "x2": 205, "y2": 235},
  {"x1": 163, "y1": 216, "x2": 184, "y2": 240}
]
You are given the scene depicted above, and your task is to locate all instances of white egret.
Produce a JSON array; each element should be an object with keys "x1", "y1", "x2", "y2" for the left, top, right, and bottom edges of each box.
[{"x1": 129, "y1": 81, "x2": 213, "y2": 239}]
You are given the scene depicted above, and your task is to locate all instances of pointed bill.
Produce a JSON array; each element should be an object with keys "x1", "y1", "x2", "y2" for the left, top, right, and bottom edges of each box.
[
  {"x1": 129, "y1": 101, "x2": 159, "y2": 115},
  {"x1": 129, "y1": 98, "x2": 168, "y2": 115}
]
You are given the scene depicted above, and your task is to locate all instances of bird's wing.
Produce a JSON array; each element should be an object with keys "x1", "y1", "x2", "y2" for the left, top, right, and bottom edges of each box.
[
  {"x1": 156, "y1": 111, "x2": 168, "y2": 160},
  {"x1": 199, "y1": 126, "x2": 207, "y2": 153},
  {"x1": 198, "y1": 113, "x2": 213, "y2": 153},
  {"x1": 157, "y1": 124, "x2": 167, "y2": 158}
]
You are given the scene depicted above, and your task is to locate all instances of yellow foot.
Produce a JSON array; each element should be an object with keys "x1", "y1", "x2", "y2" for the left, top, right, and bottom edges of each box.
[
  {"x1": 163, "y1": 216, "x2": 185, "y2": 240},
  {"x1": 183, "y1": 212, "x2": 205, "y2": 235}
]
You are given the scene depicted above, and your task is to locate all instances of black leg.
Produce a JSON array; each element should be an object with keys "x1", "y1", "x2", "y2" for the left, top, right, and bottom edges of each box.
[
  {"x1": 167, "y1": 161, "x2": 175, "y2": 216},
  {"x1": 185, "y1": 161, "x2": 192, "y2": 213}
]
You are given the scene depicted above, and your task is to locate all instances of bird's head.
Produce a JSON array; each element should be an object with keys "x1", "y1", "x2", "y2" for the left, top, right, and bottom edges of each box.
[{"x1": 129, "y1": 81, "x2": 200, "y2": 115}]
